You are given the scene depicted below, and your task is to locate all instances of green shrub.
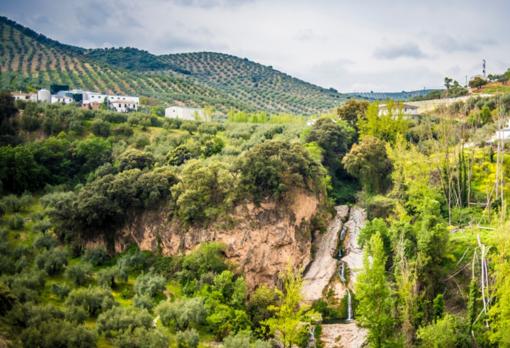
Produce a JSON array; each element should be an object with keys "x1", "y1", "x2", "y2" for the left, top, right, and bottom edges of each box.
[
  {"x1": 91, "y1": 120, "x2": 111, "y2": 137},
  {"x1": 96, "y1": 307, "x2": 152, "y2": 338},
  {"x1": 112, "y1": 327, "x2": 168, "y2": 348},
  {"x1": 82, "y1": 247, "x2": 110, "y2": 266},
  {"x1": 20, "y1": 319, "x2": 96, "y2": 348},
  {"x1": 66, "y1": 287, "x2": 116, "y2": 317},
  {"x1": 65, "y1": 263, "x2": 93, "y2": 286},
  {"x1": 176, "y1": 328, "x2": 199, "y2": 348},
  {"x1": 33, "y1": 234, "x2": 57, "y2": 250},
  {"x1": 156, "y1": 298, "x2": 206, "y2": 330},
  {"x1": 35, "y1": 248, "x2": 68, "y2": 276},
  {"x1": 134, "y1": 273, "x2": 166, "y2": 298},
  {"x1": 8, "y1": 215, "x2": 24, "y2": 230}
]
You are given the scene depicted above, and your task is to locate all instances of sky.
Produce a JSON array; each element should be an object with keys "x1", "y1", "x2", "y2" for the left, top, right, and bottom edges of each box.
[{"x1": 1, "y1": 0, "x2": 509, "y2": 92}]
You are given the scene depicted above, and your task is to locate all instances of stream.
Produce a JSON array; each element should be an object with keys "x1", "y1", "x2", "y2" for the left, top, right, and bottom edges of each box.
[{"x1": 303, "y1": 205, "x2": 367, "y2": 348}]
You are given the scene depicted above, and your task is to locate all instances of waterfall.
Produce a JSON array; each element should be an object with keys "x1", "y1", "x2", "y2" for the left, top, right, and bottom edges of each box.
[
  {"x1": 339, "y1": 262, "x2": 346, "y2": 283},
  {"x1": 340, "y1": 225, "x2": 347, "y2": 241},
  {"x1": 346, "y1": 289, "x2": 353, "y2": 321}
]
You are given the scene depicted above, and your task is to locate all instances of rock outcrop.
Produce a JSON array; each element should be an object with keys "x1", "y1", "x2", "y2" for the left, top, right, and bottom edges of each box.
[
  {"x1": 109, "y1": 191, "x2": 321, "y2": 289},
  {"x1": 301, "y1": 205, "x2": 349, "y2": 302}
]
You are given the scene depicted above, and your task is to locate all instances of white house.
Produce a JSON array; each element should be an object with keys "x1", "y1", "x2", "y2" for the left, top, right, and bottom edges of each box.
[
  {"x1": 165, "y1": 106, "x2": 205, "y2": 121},
  {"x1": 12, "y1": 91, "x2": 37, "y2": 102},
  {"x1": 37, "y1": 89, "x2": 51, "y2": 103},
  {"x1": 107, "y1": 95, "x2": 139, "y2": 113},
  {"x1": 378, "y1": 103, "x2": 419, "y2": 117},
  {"x1": 82, "y1": 91, "x2": 108, "y2": 105},
  {"x1": 51, "y1": 95, "x2": 74, "y2": 104}
]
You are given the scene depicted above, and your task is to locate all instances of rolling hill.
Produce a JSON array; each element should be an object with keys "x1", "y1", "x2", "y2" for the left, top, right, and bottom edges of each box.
[{"x1": 0, "y1": 16, "x2": 346, "y2": 114}]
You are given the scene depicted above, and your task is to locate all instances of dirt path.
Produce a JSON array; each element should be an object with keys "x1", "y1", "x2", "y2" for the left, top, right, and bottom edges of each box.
[{"x1": 301, "y1": 205, "x2": 349, "y2": 302}]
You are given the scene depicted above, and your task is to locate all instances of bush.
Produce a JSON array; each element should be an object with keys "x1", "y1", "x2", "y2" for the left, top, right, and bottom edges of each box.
[
  {"x1": 238, "y1": 140, "x2": 323, "y2": 203},
  {"x1": 174, "y1": 159, "x2": 237, "y2": 224},
  {"x1": 417, "y1": 314, "x2": 470, "y2": 347},
  {"x1": 20, "y1": 319, "x2": 96, "y2": 348},
  {"x1": 66, "y1": 287, "x2": 115, "y2": 317},
  {"x1": 51, "y1": 283, "x2": 70, "y2": 300},
  {"x1": 65, "y1": 263, "x2": 93, "y2": 286},
  {"x1": 0, "y1": 194, "x2": 32, "y2": 212},
  {"x1": 134, "y1": 273, "x2": 166, "y2": 298},
  {"x1": 118, "y1": 148, "x2": 155, "y2": 171},
  {"x1": 96, "y1": 307, "x2": 152, "y2": 338},
  {"x1": 156, "y1": 298, "x2": 206, "y2": 330},
  {"x1": 91, "y1": 120, "x2": 111, "y2": 137},
  {"x1": 36, "y1": 248, "x2": 68, "y2": 275},
  {"x1": 176, "y1": 328, "x2": 199, "y2": 348},
  {"x1": 8, "y1": 214, "x2": 24, "y2": 230},
  {"x1": 65, "y1": 305, "x2": 88, "y2": 324},
  {"x1": 97, "y1": 266, "x2": 128, "y2": 289},
  {"x1": 113, "y1": 327, "x2": 168, "y2": 348},
  {"x1": 83, "y1": 247, "x2": 110, "y2": 266},
  {"x1": 33, "y1": 234, "x2": 58, "y2": 250},
  {"x1": 133, "y1": 294, "x2": 155, "y2": 310}
]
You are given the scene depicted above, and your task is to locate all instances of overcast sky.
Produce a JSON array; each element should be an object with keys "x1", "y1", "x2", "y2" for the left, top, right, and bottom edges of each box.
[{"x1": 1, "y1": 0, "x2": 509, "y2": 92}]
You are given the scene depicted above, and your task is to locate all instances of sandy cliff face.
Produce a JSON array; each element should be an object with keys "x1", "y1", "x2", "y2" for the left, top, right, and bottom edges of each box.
[{"x1": 112, "y1": 191, "x2": 321, "y2": 289}]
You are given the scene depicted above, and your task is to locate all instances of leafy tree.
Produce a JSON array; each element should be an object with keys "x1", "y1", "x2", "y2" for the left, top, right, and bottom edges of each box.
[
  {"x1": 176, "y1": 328, "x2": 200, "y2": 348},
  {"x1": 91, "y1": 119, "x2": 111, "y2": 137},
  {"x1": 66, "y1": 287, "x2": 116, "y2": 317},
  {"x1": 356, "y1": 232, "x2": 395, "y2": 347},
  {"x1": 156, "y1": 297, "x2": 206, "y2": 330},
  {"x1": 305, "y1": 118, "x2": 355, "y2": 171},
  {"x1": 489, "y1": 230, "x2": 510, "y2": 345},
  {"x1": 469, "y1": 76, "x2": 487, "y2": 89},
  {"x1": 113, "y1": 327, "x2": 168, "y2": 348},
  {"x1": 178, "y1": 243, "x2": 228, "y2": 289},
  {"x1": 223, "y1": 331, "x2": 272, "y2": 348},
  {"x1": 247, "y1": 284, "x2": 279, "y2": 330},
  {"x1": 239, "y1": 140, "x2": 323, "y2": 203},
  {"x1": 262, "y1": 268, "x2": 320, "y2": 348},
  {"x1": 417, "y1": 314, "x2": 470, "y2": 347},
  {"x1": 118, "y1": 148, "x2": 155, "y2": 171},
  {"x1": 134, "y1": 273, "x2": 166, "y2": 298},
  {"x1": 20, "y1": 319, "x2": 96, "y2": 348},
  {"x1": 336, "y1": 99, "x2": 369, "y2": 127},
  {"x1": 174, "y1": 159, "x2": 237, "y2": 224},
  {"x1": 65, "y1": 263, "x2": 93, "y2": 286},
  {"x1": 96, "y1": 307, "x2": 152, "y2": 338},
  {"x1": 35, "y1": 248, "x2": 68, "y2": 276},
  {"x1": 342, "y1": 136, "x2": 393, "y2": 194},
  {"x1": 357, "y1": 102, "x2": 408, "y2": 144},
  {"x1": 0, "y1": 91, "x2": 18, "y2": 124}
]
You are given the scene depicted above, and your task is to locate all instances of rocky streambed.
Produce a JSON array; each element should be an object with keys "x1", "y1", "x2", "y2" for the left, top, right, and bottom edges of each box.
[{"x1": 302, "y1": 205, "x2": 368, "y2": 348}]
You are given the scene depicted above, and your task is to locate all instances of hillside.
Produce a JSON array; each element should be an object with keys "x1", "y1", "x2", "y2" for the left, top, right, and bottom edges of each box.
[
  {"x1": 160, "y1": 52, "x2": 344, "y2": 114},
  {"x1": 0, "y1": 16, "x2": 346, "y2": 114}
]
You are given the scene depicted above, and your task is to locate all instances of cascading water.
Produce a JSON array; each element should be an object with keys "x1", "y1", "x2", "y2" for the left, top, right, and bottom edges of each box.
[
  {"x1": 338, "y1": 262, "x2": 346, "y2": 283},
  {"x1": 339, "y1": 225, "x2": 347, "y2": 241},
  {"x1": 346, "y1": 289, "x2": 353, "y2": 321}
]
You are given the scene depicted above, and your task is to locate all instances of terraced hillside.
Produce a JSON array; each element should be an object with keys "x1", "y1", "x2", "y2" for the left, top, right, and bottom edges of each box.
[
  {"x1": 160, "y1": 52, "x2": 344, "y2": 114},
  {"x1": 0, "y1": 17, "x2": 245, "y2": 111},
  {"x1": 0, "y1": 16, "x2": 346, "y2": 114}
]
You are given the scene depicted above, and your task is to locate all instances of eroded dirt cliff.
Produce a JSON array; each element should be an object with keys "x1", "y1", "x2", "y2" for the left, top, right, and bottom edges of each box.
[{"x1": 109, "y1": 191, "x2": 321, "y2": 289}]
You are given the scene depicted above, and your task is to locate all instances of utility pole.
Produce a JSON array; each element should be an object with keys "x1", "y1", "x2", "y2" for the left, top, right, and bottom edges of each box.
[{"x1": 483, "y1": 59, "x2": 487, "y2": 78}]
